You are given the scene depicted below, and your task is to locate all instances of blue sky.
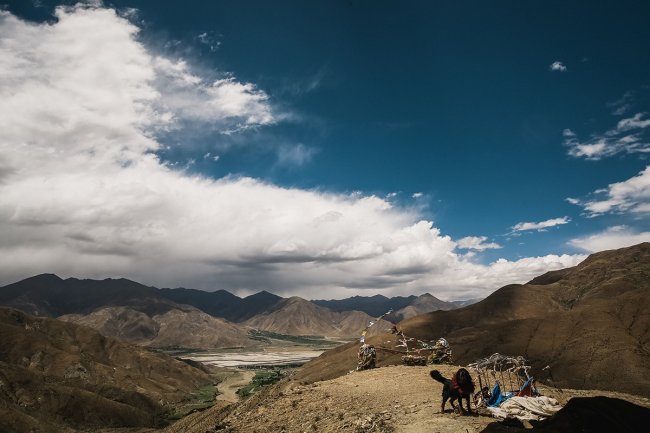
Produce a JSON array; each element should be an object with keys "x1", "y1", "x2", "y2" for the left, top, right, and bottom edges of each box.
[{"x1": 1, "y1": 1, "x2": 649, "y2": 298}]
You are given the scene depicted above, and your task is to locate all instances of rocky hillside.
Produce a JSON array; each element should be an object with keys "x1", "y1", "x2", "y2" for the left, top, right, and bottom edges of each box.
[
  {"x1": 244, "y1": 296, "x2": 393, "y2": 338},
  {"x1": 0, "y1": 307, "x2": 212, "y2": 433},
  {"x1": 294, "y1": 243, "x2": 650, "y2": 397},
  {"x1": 60, "y1": 305, "x2": 255, "y2": 349}
]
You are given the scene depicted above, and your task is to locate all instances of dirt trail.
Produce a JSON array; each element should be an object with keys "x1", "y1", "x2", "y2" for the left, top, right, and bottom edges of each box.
[
  {"x1": 165, "y1": 364, "x2": 650, "y2": 433},
  {"x1": 216, "y1": 370, "x2": 256, "y2": 403}
]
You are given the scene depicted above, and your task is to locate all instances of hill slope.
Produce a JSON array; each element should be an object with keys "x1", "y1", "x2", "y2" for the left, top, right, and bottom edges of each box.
[
  {"x1": 244, "y1": 297, "x2": 393, "y2": 338},
  {"x1": 391, "y1": 293, "x2": 459, "y2": 321},
  {"x1": 60, "y1": 305, "x2": 255, "y2": 349},
  {"x1": 0, "y1": 307, "x2": 212, "y2": 432},
  {"x1": 294, "y1": 243, "x2": 650, "y2": 397}
]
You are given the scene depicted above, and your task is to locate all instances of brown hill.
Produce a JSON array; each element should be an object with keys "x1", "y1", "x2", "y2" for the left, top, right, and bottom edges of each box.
[
  {"x1": 60, "y1": 305, "x2": 255, "y2": 349},
  {"x1": 391, "y1": 293, "x2": 458, "y2": 321},
  {"x1": 0, "y1": 307, "x2": 212, "y2": 432},
  {"x1": 293, "y1": 243, "x2": 650, "y2": 397},
  {"x1": 243, "y1": 296, "x2": 393, "y2": 338}
]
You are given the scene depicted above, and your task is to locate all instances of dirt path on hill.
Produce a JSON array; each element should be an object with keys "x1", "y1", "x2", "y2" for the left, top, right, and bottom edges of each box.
[
  {"x1": 216, "y1": 370, "x2": 256, "y2": 403},
  {"x1": 164, "y1": 364, "x2": 650, "y2": 433}
]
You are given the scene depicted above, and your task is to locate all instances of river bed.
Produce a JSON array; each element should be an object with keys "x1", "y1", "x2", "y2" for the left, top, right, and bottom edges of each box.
[{"x1": 186, "y1": 350, "x2": 325, "y2": 368}]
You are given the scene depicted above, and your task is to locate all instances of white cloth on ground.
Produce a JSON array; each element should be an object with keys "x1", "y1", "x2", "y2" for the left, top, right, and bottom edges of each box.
[{"x1": 486, "y1": 396, "x2": 562, "y2": 421}]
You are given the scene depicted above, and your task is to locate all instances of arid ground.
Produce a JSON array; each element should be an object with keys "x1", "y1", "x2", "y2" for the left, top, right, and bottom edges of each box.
[{"x1": 162, "y1": 364, "x2": 650, "y2": 433}]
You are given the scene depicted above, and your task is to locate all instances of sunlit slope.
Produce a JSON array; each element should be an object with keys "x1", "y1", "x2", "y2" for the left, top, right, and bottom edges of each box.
[{"x1": 295, "y1": 243, "x2": 650, "y2": 396}]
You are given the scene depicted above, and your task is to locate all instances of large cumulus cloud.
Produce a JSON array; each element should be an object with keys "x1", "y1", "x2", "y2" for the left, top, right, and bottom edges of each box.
[{"x1": 0, "y1": 5, "x2": 585, "y2": 299}]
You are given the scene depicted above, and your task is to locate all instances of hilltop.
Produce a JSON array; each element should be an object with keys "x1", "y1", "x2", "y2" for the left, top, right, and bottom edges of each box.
[{"x1": 162, "y1": 364, "x2": 650, "y2": 433}]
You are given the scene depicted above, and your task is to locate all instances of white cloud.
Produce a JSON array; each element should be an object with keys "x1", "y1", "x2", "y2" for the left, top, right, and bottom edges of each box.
[
  {"x1": 617, "y1": 112, "x2": 650, "y2": 131},
  {"x1": 456, "y1": 236, "x2": 502, "y2": 251},
  {"x1": 562, "y1": 128, "x2": 576, "y2": 137},
  {"x1": 569, "y1": 226, "x2": 650, "y2": 252},
  {"x1": 549, "y1": 61, "x2": 567, "y2": 72},
  {"x1": 276, "y1": 143, "x2": 318, "y2": 166},
  {"x1": 196, "y1": 31, "x2": 221, "y2": 52},
  {"x1": 564, "y1": 112, "x2": 650, "y2": 160},
  {"x1": 572, "y1": 165, "x2": 650, "y2": 216},
  {"x1": 0, "y1": 5, "x2": 274, "y2": 156},
  {"x1": 152, "y1": 58, "x2": 275, "y2": 132},
  {"x1": 202, "y1": 152, "x2": 220, "y2": 162},
  {"x1": 0, "y1": 5, "x2": 587, "y2": 300},
  {"x1": 412, "y1": 192, "x2": 423, "y2": 199},
  {"x1": 607, "y1": 91, "x2": 634, "y2": 116},
  {"x1": 512, "y1": 217, "x2": 571, "y2": 232},
  {"x1": 422, "y1": 253, "x2": 586, "y2": 300}
]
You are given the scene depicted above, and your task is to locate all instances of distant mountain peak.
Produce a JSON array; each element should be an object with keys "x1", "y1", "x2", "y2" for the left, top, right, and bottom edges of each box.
[
  {"x1": 245, "y1": 290, "x2": 280, "y2": 299},
  {"x1": 27, "y1": 273, "x2": 63, "y2": 283}
]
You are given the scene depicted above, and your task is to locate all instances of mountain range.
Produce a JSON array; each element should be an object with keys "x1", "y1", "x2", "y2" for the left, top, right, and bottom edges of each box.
[
  {"x1": 0, "y1": 275, "x2": 466, "y2": 347},
  {"x1": 312, "y1": 293, "x2": 478, "y2": 318}
]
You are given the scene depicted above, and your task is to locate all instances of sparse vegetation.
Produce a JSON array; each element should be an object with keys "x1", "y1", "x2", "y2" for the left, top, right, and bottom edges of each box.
[
  {"x1": 557, "y1": 297, "x2": 579, "y2": 310},
  {"x1": 236, "y1": 368, "x2": 285, "y2": 398},
  {"x1": 167, "y1": 382, "x2": 219, "y2": 420},
  {"x1": 156, "y1": 346, "x2": 211, "y2": 356},
  {"x1": 247, "y1": 329, "x2": 341, "y2": 347}
]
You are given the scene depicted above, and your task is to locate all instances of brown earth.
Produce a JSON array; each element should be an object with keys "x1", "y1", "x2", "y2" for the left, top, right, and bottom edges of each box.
[
  {"x1": 60, "y1": 305, "x2": 256, "y2": 349},
  {"x1": 293, "y1": 243, "x2": 650, "y2": 397},
  {"x1": 161, "y1": 364, "x2": 650, "y2": 433},
  {"x1": 216, "y1": 370, "x2": 256, "y2": 404},
  {"x1": 243, "y1": 297, "x2": 393, "y2": 338},
  {"x1": 391, "y1": 293, "x2": 458, "y2": 321},
  {"x1": 0, "y1": 307, "x2": 213, "y2": 433}
]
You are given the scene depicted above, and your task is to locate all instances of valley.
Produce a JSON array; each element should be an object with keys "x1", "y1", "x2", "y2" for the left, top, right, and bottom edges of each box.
[{"x1": 0, "y1": 243, "x2": 648, "y2": 432}]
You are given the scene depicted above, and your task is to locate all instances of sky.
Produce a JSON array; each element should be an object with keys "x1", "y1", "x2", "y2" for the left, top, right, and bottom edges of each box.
[{"x1": 1, "y1": 0, "x2": 649, "y2": 300}]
